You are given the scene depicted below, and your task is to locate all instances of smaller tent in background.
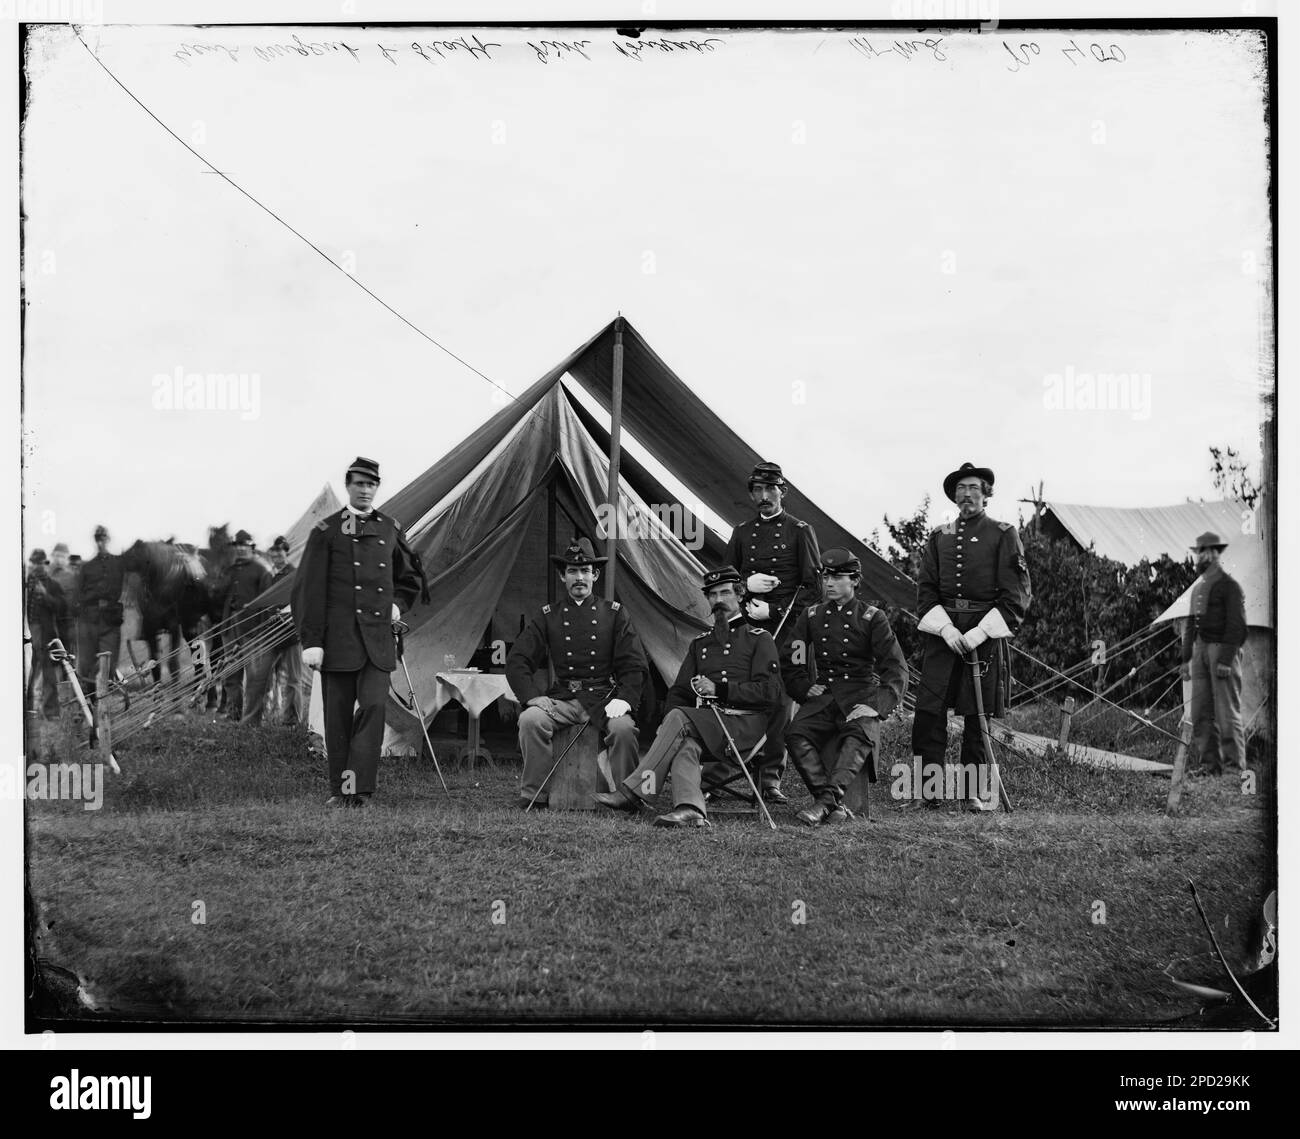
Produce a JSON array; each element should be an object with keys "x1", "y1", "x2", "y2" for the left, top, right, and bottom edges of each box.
[
  {"x1": 1039, "y1": 498, "x2": 1272, "y2": 740},
  {"x1": 277, "y1": 483, "x2": 342, "y2": 564}
]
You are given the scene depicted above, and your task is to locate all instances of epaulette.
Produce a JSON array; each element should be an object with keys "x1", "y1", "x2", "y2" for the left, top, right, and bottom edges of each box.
[
  {"x1": 862, "y1": 603, "x2": 878, "y2": 620},
  {"x1": 610, "y1": 600, "x2": 621, "y2": 610},
  {"x1": 997, "y1": 520, "x2": 1013, "y2": 531},
  {"x1": 795, "y1": 519, "x2": 806, "y2": 529},
  {"x1": 935, "y1": 521, "x2": 956, "y2": 535},
  {"x1": 542, "y1": 604, "x2": 551, "y2": 614},
  {"x1": 806, "y1": 603, "x2": 820, "y2": 619},
  {"x1": 315, "y1": 519, "x2": 329, "y2": 532}
]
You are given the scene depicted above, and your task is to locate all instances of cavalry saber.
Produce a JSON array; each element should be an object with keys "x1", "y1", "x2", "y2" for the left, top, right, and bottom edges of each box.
[
  {"x1": 967, "y1": 648, "x2": 1013, "y2": 813},
  {"x1": 47, "y1": 639, "x2": 121, "y2": 775},
  {"x1": 704, "y1": 698, "x2": 777, "y2": 830},
  {"x1": 392, "y1": 624, "x2": 449, "y2": 795},
  {"x1": 525, "y1": 684, "x2": 618, "y2": 813}
]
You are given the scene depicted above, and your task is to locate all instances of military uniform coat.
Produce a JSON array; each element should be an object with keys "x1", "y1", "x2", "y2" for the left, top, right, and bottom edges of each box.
[
  {"x1": 291, "y1": 508, "x2": 423, "y2": 672},
  {"x1": 915, "y1": 511, "x2": 1032, "y2": 717},
  {"x1": 78, "y1": 553, "x2": 124, "y2": 627},
  {"x1": 663, "y1": 614, "x2": 783, "y2": 756},
  {"x1": 785, "y1": 597, "x2": 908, "y2": 717},
  {"x1": 725, "y1": 511, "x2": 821, "y2": 628},
  {"x1": 506, "y1": 595, "x2": 647, "y2": 731},
  {"x1": 217, "y1": 558, "x2": 275, "y2": 641}
]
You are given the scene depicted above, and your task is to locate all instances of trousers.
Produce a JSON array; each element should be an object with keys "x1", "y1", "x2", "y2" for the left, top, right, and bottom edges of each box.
[
  {"x1": 517, "y1": 699, "x2": 640, "y2": 804},
  {"x1": 620, "y1": 707, "x2": 763, "y2": 815},
  {"x1": 75, "y1": 615, "x2": 120, "y2": 703},
  {"x1": 1190, "y1": 640, "x2": 1246, "y2": 772},
  {"x1": 321, "y1": 662, "x2": 390, "y2": 796},
  {"x1": 786, "y1": 701, "x2": 879, "y2": 805}
]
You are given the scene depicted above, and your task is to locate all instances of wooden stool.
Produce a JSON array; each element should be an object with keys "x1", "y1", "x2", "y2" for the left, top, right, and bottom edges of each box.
[
  {"x1": 547, "y1": 723, "x2": 601, "y2": 810},
  {"x1": 841, "y1": 766, "x2": 871, "y2": 818}
]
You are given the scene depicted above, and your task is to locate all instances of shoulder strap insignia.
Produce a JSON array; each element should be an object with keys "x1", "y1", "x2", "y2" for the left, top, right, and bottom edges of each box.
[
  {"x1": 315, "y1": 519, "x2": 329, "y2": 532},
  {"x1": 861, "y1": 603, "x2": 878, "y2": 620},
  {"x1": 997, "y1": 520, "x2": 1013, "y2": 531},
  {"x1": 610, "y1": 600, "x2": 621, "y2": 610},
  {"x1": 807, "y1": 603, "x2": 820, "y2": 619},
  {"x1": 795, "y1": 519, "x2": 807, "y2": 529},
  {"x1": 936, "y1": 521, "x2": 956, "y2": 536},
  {"x1": 542, "y1": 604, "x2": 551, "y2": 615}
]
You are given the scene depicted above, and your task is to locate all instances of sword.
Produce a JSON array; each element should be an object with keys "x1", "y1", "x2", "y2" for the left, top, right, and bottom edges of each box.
[
  {"x1": 525, "y1": 683, "x2": 618, "y2": 813},
  {"x1": 47, "y1": 639, "x2": 121, "y2": 774},
  {"x1": 967, "y1": 648, "x2": 1013, "y2": 812},
  {"x1": 702, "y1": 696, "x2": 777, "y2": 830},
  {"x1": 392, "y1": 622, "x2": 448, "y2": 795}
]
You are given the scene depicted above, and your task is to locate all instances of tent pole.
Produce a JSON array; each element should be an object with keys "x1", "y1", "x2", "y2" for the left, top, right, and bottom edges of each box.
[{"x1": 604, "y1": 315, "x2": 625, "y2": 601}]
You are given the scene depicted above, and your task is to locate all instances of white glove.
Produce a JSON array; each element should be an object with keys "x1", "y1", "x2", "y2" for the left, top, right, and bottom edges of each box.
[
  {"x1": 391, "y1": 603, "x2": 402, "y2": 622},
  {"x1": 846, "y1": 704, "x2": 879, "y2": 721},
  {"x1": 745, "y1": 598, "x2": 771, "y2": 622},
  {"x1": 964, "y1": 627, "x2": 989, "y2": 651},
  {"x1": 302, "y1": 647, "x2": 324, "y2": 669},
  {"x1": 604, "y1": 698, "x2": 631, "y2": 719},
  {"x1": 941, "y1": 625, "x2": 970, "y2": 654},
  {"x1": 746, "y1": 573, "x2": 780, "y2": 594}
]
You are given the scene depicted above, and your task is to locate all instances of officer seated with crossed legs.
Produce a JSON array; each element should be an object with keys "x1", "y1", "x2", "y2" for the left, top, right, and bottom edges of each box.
[{"x1": 593, "y1": 566, "x2": 783, "y2": 828}]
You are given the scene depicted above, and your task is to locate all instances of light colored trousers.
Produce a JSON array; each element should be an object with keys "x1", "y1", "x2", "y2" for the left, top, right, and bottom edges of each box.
[
  {"x1": 1190, "y1": 640, "x2": 1246, "y2": 772},
  {"x1": 517, "y1": 698, "x2": 639, "y2": 803}
]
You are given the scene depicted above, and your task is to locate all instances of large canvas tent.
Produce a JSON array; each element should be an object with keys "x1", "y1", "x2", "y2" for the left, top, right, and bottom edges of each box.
[{"x1": 264, "y1": 316, "x2": 912, "y2": 753}]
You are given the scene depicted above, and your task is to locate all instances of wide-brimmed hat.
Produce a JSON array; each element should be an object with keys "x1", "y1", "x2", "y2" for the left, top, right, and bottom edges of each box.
[
  {"x1": 747, "y1": 461, "x2": 786, "y2": 490},
  {"x1": 550, "y1": 536, "x2": 607, "y2": 567},
  {"x1": 943, "y1": 462, "x2": 996, "y2": 503},
  {"x1": 701, "y1": 565, "x2": 743, "y2": 594},
  {"x1": 346, "y1": 456, "x2": 381, "y2": 482},
  {"x1": 821, "y1": 547, "x2": 862, "y2": 576},
  {"x1": 1191, "y1": 531, "x2": 1228, "y2": 552}
]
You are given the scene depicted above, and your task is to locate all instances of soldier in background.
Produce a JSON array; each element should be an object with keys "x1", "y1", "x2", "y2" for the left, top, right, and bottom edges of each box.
[
  {"x1": 215, "y1": 530, "x2": 274, "y2": 722},
  {"x1": 1181, "y1": 531, "x2": 1249, "y2": 776},
  {"x1": 49, "y1": 542, "x2": 78, "y2": 648},
  {"x1": 259, "y1": 535, "x2": 305, "y2": 726},
  {"x1": 724, "y1": 461, "x2": 821, "y2": 803},
  {"x1": 26, "y1": 549, "x2": 67, "y2": 719},
  {"x1": 76, "y1": 525, "x2": 125, "y2": 708}
]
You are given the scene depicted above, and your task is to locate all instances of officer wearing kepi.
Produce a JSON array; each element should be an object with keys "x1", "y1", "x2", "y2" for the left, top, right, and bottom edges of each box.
[
  {"x1": 76, "y1": 525, "x2": 125, "y2": 707},
  {"x1": 912, "y1": 462, "x2": 1032, "y2": 810},
  {"x1": 784, "y1": 548, "x2": 909, "y2": 826},
  {"x1": 594, "y1": 566, "x2": 783, "y2": 828},
  {"x1": 292, "y1": 458, "x2": 425, "y2": 807},
  {"x1": 724, "y1": 461, "x2": 821, "y2": 802},
  {"x1": 506, "y1": 536, "x2": 648, "y2": 810}
]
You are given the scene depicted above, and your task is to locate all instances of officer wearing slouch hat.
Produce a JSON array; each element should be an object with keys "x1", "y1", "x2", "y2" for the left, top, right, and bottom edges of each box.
[
  {"x1": 784, "y1": 548, "x2": 908, "y2": 826},
  {"x1": 911, "y1": 462, "x2": 1032, "y2": 810},
  {"x1": 723, "y1": 460, "x2": 821, "y2": 801},
  {"x1": 292, "y1": 457, "x2": 426, "y2": 807},
  {"x1": 216, "y1": 529, "x2": 275, "y2": 722},
  {"x1": 507, "y1": 536, "x2": 648, "y2": 810},
  {"x1": 593, "y1": 565, "x2": 783, "y2": 827}
]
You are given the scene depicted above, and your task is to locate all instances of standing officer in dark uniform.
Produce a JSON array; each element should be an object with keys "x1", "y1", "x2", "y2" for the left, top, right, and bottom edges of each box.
[
  {"x1": 594, "y1": 566, "x2": 783, "y2": 828},
  {"x1": 912, "y1": 462, "x2": 1032, "y2": 810},
  {"x1": 26, "y1": 549, "x2": 68, "y2": 719},
  {"x1": 292, "y1": 458, "x2": 425, "y2": 807},
  {"x1": 507, "y1": 537, "x2": 648, "y2": 810},
  {"x1": 262, "y1": 536, "x2": 305, "y2": 726},
  {"x1": 76, "y1": 525, "x2": 124, "y2": 706},
  {"x1": 49, "y1": 542, "x2": 78, "y2": 649},
  {"x1": 215, "y1": 530, "x2": 274, "y2": 722},
  {"x1": 724, "y1": 461, "x2": 821, "y2": 802},
  {"x1": 784, "y1": 548, "x2": 909, "y2": 826}
]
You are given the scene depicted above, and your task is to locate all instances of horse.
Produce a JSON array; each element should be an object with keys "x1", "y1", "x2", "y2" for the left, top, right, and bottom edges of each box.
[{"x1": 120, "y1": 538, "x2": 212, "y2": 685}]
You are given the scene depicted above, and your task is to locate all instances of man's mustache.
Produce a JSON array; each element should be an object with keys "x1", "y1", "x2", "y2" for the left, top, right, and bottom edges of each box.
[{"x1": 710, "y1": 603, "x2": 728, "y2": 614}]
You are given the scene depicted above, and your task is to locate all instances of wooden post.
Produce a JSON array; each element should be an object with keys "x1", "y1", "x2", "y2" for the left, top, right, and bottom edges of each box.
[
  {"x1": 604, "y1": 315, "x2": 625, "y2": 600},
  {"x1": 1056, "y1": 696, "x2": 1075, "y2": 755},
  {"x1": 548, "y1": 723, "x2": 600, "y2": 810},
  {"x1": 1166, "y1": 719, "x2": 1195, "y2": 814}
]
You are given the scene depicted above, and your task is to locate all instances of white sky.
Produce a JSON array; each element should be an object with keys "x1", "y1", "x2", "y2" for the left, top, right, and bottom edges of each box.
[{"x1": 19, "y1": 20, "x2": 1273, "y2": 552}]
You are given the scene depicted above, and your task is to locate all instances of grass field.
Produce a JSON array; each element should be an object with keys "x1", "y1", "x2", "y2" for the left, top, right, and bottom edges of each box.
[{"x1": 25, "y1": 709, "x2": 1275, "y2": 1028}]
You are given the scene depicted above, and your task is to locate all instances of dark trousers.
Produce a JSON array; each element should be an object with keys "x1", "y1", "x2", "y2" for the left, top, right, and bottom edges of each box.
[
  {"x1": 28, "y1": 617, "x2": 62, "y2": 718},
  {"x1": 321, "y1": 663, "x2": 390, "y2": 796},
  {"x1": 75, "y1": 616, "x2": 121, "y2": 704},
  {"x1": 910, "y1": 662, "x2": 985, "y2": 769},
  {"x1": 786, "y1": 702, "x2": 877, "y2": 805}
]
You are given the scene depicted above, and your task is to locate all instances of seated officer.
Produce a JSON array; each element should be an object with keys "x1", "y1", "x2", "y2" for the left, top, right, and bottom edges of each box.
[
  {"x1": 594, "y1": 566, "x2": 783, "y2": 828},
  {"x1": 506, "y1": 537, "x2": 648, "y2": 810},
  {"x1": 783, "y1": 548, "x2": 909, "y2": 826}
]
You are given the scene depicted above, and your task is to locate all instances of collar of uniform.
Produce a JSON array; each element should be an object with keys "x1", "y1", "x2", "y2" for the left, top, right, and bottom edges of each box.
[
  {"x1": 754, "y1": 508, "x2": 784, "y2": 524},
  {"x1": 957, "y1": 510, "x2": 984, "y2": 525},
  {"x1": 829, "y1": 598, "x2": 856, "y2": 613},
  {"x1": 564, "y1": 595, "x2": 593, "y2": 610},
  {"x1": 1200, "y1": 562, "x2": 1224, "y2": 583},
  {"x1": 346, "y1": 505, "x2": 375, "y2": 518},
  {"x1": 726, "y1": 611, "x2": 745, "y2": 626}
]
